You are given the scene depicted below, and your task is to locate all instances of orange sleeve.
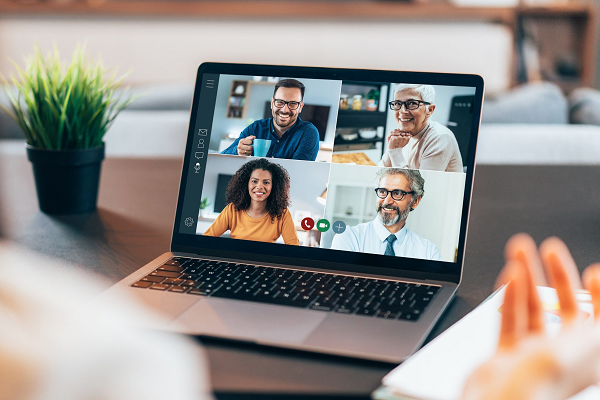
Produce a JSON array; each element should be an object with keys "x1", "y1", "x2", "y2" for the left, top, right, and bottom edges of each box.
[
  {"x1": 203, "y1": 204, "x2": 232, "y2": 237},
  {"x1": 280, "y1": 209, "x2": 300, "y2": 246}
]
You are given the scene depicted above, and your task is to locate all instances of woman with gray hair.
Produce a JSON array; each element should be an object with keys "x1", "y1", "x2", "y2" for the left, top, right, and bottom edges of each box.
[{"x1": 380, "y1": 84, "x2": 463, "y2": 173}]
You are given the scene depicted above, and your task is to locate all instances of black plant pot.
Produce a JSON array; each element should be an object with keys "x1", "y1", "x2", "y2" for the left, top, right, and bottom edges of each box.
[{"x1": 26, "y1": 144, "x2": 105, "y2": 214}]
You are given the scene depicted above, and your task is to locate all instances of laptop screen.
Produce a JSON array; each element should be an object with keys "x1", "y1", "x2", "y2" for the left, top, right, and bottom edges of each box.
[{"x1": 173, "y1": 64, "x2": 483, "y2": 282}]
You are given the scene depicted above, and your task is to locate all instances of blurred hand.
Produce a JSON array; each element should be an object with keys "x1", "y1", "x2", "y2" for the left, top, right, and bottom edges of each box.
[
  {"x1": 237, "y1": 135, "x2": 255, "y2": 156},
  {"x1": 462, "y1": 234, "x2": 600, "y2": 400},
  {"x1": 387, "y1": 129, "x2": 411, "y2": 150}
]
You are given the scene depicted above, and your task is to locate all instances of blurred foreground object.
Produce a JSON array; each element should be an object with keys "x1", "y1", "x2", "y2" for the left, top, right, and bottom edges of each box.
[
  {"x1": 462, "y1": 234, "x2": 600, "y2": 400},
  {"x1": 0, "y1": 242, "x2": 213, "y2": 400}
]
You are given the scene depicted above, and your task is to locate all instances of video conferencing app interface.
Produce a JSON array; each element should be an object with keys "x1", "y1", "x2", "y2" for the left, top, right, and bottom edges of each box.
[{"x1": 178, "y1": 71, "x2": 477, "y2": 270}]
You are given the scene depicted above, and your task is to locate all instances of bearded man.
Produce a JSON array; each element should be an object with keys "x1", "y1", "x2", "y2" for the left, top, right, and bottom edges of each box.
[
  {"x1": 221, "y1": 78, "x2": 319, "y2": 161},
  {"x1": 330, "y1": 168, "x2": 441, "y2": 261}
]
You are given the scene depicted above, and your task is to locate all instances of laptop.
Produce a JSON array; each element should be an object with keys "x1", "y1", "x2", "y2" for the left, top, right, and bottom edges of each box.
[{"x1": 104, "y1": 63, "x2": 484, "y2": 362}]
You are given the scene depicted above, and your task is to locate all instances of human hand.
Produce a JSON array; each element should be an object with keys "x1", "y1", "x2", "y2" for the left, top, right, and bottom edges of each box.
[
  {"x1": 462, "y1": 234, "x2": 600, "y2": 400},
  {"x1": 387, "y1": 129, "x2": 410, "y2": 150},
  {"x1": 237, "y1": 135, "x2": 255, "y2": 156}
]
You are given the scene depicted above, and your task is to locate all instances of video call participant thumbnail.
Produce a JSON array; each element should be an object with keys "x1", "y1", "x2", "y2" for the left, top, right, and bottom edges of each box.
[
  {"x1": 380, "y1": 84, "x2": 463, "y2": 173},
  {"x1": 220, "y1": 79, "x2": 320, "y2": 161},
  {"x1": 204, "y1": 158, "x2": 300, "y2": 245},
  {"x1": 330, "y1": 168, "x2": 441, "y2": 261}
]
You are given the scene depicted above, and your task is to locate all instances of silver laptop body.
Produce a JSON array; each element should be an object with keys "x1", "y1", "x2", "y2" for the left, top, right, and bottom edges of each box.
[{"x1": 104, "y1": 63, "x2": 484, "y2": 363}]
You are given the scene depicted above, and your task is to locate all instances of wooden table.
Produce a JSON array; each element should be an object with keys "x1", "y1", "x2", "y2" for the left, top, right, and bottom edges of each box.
[{"x1": 2, "y1": 142, "x2": 599, "y2": 398}]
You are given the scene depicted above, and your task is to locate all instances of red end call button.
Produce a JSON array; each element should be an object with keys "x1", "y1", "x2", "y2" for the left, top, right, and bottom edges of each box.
[{"x1": 301, "y1": 217, "x2": 315, "y2": 231}]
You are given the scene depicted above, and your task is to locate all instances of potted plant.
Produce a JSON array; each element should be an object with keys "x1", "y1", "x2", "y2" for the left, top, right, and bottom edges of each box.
[
  {"x1": 366, "y1": 89, "x2": 380, "y2": 111},
  {"x1": 0, "y1": 45, "x2": 134, "y2": 214}
]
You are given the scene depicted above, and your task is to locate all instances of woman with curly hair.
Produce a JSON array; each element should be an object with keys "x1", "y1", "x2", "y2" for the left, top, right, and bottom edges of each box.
[{"x1": 204, "y1": 158, "x2": 299, "y2": 245}]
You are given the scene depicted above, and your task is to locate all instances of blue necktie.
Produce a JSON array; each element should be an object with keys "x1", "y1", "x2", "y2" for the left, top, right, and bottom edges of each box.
[{"x1": 384, "y1": 234, "x2": 397, "y2": 256}]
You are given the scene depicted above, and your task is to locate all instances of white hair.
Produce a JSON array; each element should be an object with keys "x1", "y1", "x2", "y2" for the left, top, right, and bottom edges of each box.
[{"x1": 394, "y1": 84, "x2": 436, "y2": 106}]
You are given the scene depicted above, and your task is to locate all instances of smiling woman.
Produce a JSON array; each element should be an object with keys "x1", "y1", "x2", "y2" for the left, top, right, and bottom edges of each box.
[
  {"x1": 203, "y1": 158, "x2": 300, "y2": 245},
  {"x1": 380, "y1": 84, "x2": 464, "y2": 173}
]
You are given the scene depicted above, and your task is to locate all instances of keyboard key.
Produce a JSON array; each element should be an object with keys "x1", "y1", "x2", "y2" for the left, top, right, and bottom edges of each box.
[
  {"x1": 168, "y1": 285, "x2": 189, "y2": 293},
  {"x1": 376, "y1": 311, "x2": 399, "y2": 319},
  {"x1": 158, "y1": 265, "x2": 185, "y2": 273},
  {"x1": 163, "y1": 278, "x2": 184, "y2": 285},
  {"x1": 141, "y1": 276, "x2": 165, "y2": 283},
  {"x1": 163, "y1": 258, "x2": 190, "y2": 266},
  {"x1": 149, "y1": 283, "x2": 170, "y2": 291},
  {"x1": 132, "y1": 281, "x2": 153, "y2": 288},
  {"x1": 150, "y1": 270, "x2": 181, "y2": 278}
]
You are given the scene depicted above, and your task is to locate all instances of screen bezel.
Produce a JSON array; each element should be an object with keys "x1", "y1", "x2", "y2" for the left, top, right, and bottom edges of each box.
[{"x1": 171, "y1": 62, "x2": 484, "y2": 285}]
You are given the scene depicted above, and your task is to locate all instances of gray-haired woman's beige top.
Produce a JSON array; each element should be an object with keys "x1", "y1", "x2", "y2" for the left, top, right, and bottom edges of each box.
[{"x1": 379, "y1": 121, "x2": 464, "y2": 172}]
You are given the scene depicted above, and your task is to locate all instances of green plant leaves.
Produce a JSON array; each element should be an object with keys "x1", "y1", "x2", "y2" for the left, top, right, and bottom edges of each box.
[{"x1": 0, "y1": 44, "x2": 133, "y2": 150}]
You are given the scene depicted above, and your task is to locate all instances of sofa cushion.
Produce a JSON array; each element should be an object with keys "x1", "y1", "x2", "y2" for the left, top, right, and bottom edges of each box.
[
  {"x1": 477, "y1": 124, "x2": 600, "y2": 165},
  {"x1": 103, "y1": 110, "x2": 189, "y2": 157},
  {"x1": 481, "y1": 82, "x2": 568, "y2": 124},
  {"x1": 123, "y1": 84, "x2": 193, "y2": 111},
  {"x1": 569, "y1": 87, "x2": 600, "y2": 125}
]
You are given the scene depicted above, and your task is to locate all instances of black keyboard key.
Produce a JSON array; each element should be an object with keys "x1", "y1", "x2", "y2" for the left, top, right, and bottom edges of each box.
[
  {"x1": 314, "y1": 289, "x2": 333, "y2": 297},
  {"x1": 291, "y1": 287, "x2": 313, "y2": 295},
  {"x1": 163, "y1": 258, "x2": 190, "y2": 266},
  {"x1": 270, "y1": 292, "x2": 313, "y2": 308},
  {"x1": 356, "y1": 307, "x2": 378, "y2": 316},
  {"x1": 376, "y1": 311, "x2": 399, "y2": 319},
  {"x1": 149, "y1": 283, "x2": 170, "y2": 291},
  {"x1": 150, "y1": 270, "x2": 181, "y2": 278},
  {"x1": 163, "y1": 278, "x2": 184, "y2": 285},
  {"x1": 398, "y1": 312, "x2": 419, "y2": 321},
  {"x1": 158, "y1": 265, "x2": 185, "y2": 273},
  {"x1": 132, "y1": 281, "x2": 153, "y2": 288},
  {"x1": 168, "y1": 285, "x2": 189, "y2": 293},
  {"x1": 190, "y1": 286, "x2": 220, "y2": 296},
  {"x1": 334, "y1": 305, "x2": 354, "y2": 314},
  {"x1": 141, "y1": 276, "x2": 165, "y2": 283},
  {"x1": 212, "y1": 286, "x2": 255, "y2": 301}
]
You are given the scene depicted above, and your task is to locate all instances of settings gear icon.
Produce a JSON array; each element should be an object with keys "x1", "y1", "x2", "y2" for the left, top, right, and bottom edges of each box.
[{"x1": 184, "y1": 217, "x2": 194, "y2": 227}]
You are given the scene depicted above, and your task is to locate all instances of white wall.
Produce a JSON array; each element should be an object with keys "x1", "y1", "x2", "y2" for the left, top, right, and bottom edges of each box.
[
  {"x1": 324, "y1": 164, "x2": 465, "y2": 262},
  {"x1": 0, "y1": 18, "x2": 512, "y2": 93}
]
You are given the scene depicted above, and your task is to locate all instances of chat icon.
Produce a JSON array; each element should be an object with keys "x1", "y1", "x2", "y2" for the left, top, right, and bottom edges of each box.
[
  {"x1": 198, "y1": 129, "x2": 208, "y2": 136},
  {"x1": 194, "y1": 152, "x2": 204, "y2": 159}
]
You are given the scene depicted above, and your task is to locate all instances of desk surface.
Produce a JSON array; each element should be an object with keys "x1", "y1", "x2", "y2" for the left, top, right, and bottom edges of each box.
[{"x1": 2, "y1": 145, "x2": 600, "y2": 399}]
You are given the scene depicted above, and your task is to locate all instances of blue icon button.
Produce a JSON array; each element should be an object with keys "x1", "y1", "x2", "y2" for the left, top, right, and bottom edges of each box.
[{"x1": 332, "y1": 220, "x2": 346, "y2": 234}]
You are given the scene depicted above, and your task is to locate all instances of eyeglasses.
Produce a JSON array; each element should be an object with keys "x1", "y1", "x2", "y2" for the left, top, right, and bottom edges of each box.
[
  {"x1": 273, "y1": 99, "x2": 301, "y2": 110},
  {"x1": 388, "y1": 100, "x2": 430, "y2": 111},
  {"x1": 375, "y1": 188, "x2": 414, "y2": 201}
]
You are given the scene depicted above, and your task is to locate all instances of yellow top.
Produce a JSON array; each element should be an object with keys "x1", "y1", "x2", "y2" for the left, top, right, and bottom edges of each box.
[{"x1": 204, "y1": 203, "x2": 300, "y2": 245}]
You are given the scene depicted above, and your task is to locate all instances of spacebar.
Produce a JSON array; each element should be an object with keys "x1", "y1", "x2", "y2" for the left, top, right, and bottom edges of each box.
[{"x1": 211, "y1": 290, "x2": 312, "y2": 308}]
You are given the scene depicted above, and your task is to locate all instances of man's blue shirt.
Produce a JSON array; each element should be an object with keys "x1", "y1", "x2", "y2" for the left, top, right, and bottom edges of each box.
[{"x1": 221, "y1": 117, "x2": 320, "y2": 161}]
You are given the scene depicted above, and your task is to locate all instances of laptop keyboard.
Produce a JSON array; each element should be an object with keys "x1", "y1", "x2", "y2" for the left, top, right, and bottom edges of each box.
[{"x1": 131, "y1": 257, "x2": 440, "y2": 322}]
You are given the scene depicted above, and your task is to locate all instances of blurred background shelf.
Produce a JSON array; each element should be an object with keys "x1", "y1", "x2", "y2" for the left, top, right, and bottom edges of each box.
[{"x1": 0, "y1": 0, "x2": 596, "y2": 92}]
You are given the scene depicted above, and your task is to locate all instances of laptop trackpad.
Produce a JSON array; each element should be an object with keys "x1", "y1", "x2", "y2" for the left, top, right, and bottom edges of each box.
[{"x1": 172, "y1": 298, "x2": 326, "y2": 344}]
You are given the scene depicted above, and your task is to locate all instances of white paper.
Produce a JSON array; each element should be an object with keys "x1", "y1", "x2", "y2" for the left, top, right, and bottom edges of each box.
[{"x1": 378, "y1": 287, "x2": 600, "y2": 400}]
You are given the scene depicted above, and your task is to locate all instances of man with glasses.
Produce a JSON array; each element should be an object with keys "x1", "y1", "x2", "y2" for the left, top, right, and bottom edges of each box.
[
  {"x1": 221, "y1": 79, "x2": 320, "y2": 161},
  {"x1": 379, "y1": 84, "x2": 463, "y2": 172},
  {"x1": 330, "y1": 168, "x2": 440, "y2": 261}
]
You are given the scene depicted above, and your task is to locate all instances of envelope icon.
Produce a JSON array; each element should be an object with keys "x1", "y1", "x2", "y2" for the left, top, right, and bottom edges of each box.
[{"x1": 198, "y1": 129, "x2": 208, "y2": 136}]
